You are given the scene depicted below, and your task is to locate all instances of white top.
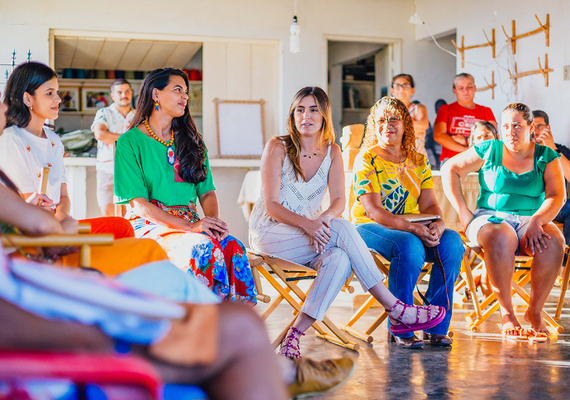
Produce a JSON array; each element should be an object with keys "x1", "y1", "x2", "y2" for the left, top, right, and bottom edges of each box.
[
  {"x1": 249, "y1": 145, "x2": 331, "y2": 245},
  {"x1": 90, "y1": 103, "x2": 135, "y2": 174},
  {"x1": 0, "y1": 125, "x2": 66, "y2": 204}
]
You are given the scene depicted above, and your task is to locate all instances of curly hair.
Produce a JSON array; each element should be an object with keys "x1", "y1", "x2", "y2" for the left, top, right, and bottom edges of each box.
[{"x1": 361, "y1": 97, "x2": 418, "y2": 161}]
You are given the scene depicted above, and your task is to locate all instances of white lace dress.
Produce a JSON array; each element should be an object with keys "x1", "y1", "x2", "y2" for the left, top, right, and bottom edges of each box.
[
  {"x1": 249, "y1": 146, "x2": 331, "y2": 246},
  {"x1": 247, "y1": 145, "x2": 384, "y2": 321}
]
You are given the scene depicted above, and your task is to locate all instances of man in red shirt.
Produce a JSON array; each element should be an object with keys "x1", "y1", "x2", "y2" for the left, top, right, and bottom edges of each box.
[{"x1": 434, "y1": 73, "x2": 497, "y2": 164}]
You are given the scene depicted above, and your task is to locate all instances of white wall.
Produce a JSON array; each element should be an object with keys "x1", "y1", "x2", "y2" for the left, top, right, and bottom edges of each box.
[
  {"x1": 0, "y1": 0, "x2": 425, "y2": 242},
  {"x1": 415, "y1": 0, "x2": 570, "y2": 144}
]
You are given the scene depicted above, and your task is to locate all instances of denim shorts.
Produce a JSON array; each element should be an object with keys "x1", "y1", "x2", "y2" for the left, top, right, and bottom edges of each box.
[{"x1": 465, "y1": 209, "x2": 531, "y2": 250}]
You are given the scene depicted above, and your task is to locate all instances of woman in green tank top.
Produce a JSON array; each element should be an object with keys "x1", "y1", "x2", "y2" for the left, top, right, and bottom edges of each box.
[{"x1": 442, "y1": 103, "x2": 565, "y2": 343}]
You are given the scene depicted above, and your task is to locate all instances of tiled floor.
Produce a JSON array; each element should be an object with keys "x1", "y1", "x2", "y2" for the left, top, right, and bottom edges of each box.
[{"x1": 256, "y1": 280, "x2": 570, "y2": 399}]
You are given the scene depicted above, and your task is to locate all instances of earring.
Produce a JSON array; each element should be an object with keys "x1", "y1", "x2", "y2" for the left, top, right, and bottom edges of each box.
[{"x1": 154, "y1": 101, "x2": 159, "y2": 111}]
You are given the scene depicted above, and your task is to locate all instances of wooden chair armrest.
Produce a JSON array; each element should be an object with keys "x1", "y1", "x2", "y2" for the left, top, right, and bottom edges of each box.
[
  {"x1": 1, "y1": 234, "x2": 114, "y2": 248},
  {"x1": 77, "y1": 223, "x2": 91, "y2": 234}
]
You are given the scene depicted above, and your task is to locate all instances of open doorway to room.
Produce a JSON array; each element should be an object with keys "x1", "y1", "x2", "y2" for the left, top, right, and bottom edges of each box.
[{"x1": 327, "y1": 39, "x2": 397, "y2": 142}]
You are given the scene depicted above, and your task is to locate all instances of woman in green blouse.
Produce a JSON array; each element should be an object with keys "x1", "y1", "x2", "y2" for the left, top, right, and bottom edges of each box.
[
  {"x1": 442, "y1": 103, "x2": 565, "y2": 342},
  {"x1": 115, "y1": 68, "x2": 257, "y2": 305}
]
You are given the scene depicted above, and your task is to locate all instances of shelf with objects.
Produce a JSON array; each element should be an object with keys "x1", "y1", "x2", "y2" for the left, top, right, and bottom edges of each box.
[{"x1": 341, "y1": 57, "x2": 377, "y2": 126}]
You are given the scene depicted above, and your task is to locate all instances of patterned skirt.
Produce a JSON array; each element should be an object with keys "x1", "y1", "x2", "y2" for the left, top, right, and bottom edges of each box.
[{"x1": 129, "y1": 200, "x2": 257, "y2": 305}]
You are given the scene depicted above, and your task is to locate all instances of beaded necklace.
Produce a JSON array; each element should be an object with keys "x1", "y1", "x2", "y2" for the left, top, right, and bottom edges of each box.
[{"x1": 144, "y1": 119, "x2": 175, "y2": 165}]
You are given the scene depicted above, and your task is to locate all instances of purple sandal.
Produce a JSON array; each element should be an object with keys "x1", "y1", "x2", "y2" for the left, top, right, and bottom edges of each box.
[
  {"x1": 278, "y1": 327, "x2": 305, "y2": 360},
  {"x1": 387, "y1": 299, "x2": 446, "y2": 335}
]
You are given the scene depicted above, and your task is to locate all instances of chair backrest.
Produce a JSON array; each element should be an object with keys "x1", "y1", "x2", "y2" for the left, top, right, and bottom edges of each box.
[{"x1": 340, "y1": 124, "x2": 365, "y2": 171}]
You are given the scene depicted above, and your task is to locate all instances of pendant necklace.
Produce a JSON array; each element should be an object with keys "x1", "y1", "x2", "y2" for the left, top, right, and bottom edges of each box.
[
  {"x1": 303, "y1": 149, "x2": 319, "y2": 158},
  {"x1": 144, "y1": 119, "x2": 175, "y2": 165}
]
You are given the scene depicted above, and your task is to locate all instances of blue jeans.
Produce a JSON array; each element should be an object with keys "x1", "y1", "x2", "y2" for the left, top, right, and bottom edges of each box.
[
  {"x1": 356, "y1": 223, "x2": 464, "y2": 337},
  {"x1": 554, "y1": 200, "x2": 570, "y2": 245}
]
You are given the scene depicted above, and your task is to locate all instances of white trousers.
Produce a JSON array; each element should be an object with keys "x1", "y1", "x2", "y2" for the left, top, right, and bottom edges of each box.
[{"x1": 251, "y1": 218, "x2": 384, "y2": 321}]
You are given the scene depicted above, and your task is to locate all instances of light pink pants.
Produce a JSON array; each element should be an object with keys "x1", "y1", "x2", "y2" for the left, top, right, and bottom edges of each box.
[{"x1": 251, "y1": 218, "x2": 384, "y2": 320}]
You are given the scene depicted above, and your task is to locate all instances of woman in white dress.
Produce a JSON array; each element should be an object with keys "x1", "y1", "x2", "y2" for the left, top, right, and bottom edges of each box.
[{"x1": 249, "y1": 87, "x2": 446, "y2": 359}]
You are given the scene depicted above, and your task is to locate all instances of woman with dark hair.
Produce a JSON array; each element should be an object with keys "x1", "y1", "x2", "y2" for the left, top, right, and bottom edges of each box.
[
  {"x1": 249, "y1": 87, "x2": 446, "y2": 359},
  {"x1": 442, "y1": 103, "x2": 565, "y2": 343},
  {"x1": 468, "y1": 120, "x2": 498, "y2": 147},
  {"x1": 114, "y1": 68, "x2": 257, "y2": 304},
  {"x1": 352, "y1": 97, "x2": 463, "y2": 348},
  {"x1": 390, "y1": 74, "x2": 429, "y2": 156},
  {"x1": 0, "y1": 61, "x2": 135, "y2": 240}
]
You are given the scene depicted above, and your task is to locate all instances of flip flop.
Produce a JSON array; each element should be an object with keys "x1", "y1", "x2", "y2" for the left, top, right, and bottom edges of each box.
[
  {"x1": 527, "y1": 329, "x2": 549, "y2": 344},
  {"x1": 502, "y1": 326, "x2": 527, "y2": 341}
]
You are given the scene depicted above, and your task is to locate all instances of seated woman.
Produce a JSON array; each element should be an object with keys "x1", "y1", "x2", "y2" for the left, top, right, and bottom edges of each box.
[
  {"x1": 114, "y1": 68, "x2": 256, "y2": 304},
  {"x1": 0, "y1": 61, "x2": 133, "y2": 240},
  {"x1": 352, "y1": 97, "x2": 463, "y2": 348},
  {"x1": 442, "y1": 103, "x2": 565, "y2": 343},
  {"x1": 390, "y1": 74, "x2": 429, "y2": 156},
  {"x1": 249, "y1": 87, "x2": 446, "y2": 359},
  {"x1": 469, "y1": 120, "x2": 498, "y2": 147}
]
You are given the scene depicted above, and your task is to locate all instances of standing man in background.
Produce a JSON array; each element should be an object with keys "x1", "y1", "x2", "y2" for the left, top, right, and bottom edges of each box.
[
  {"x1": 434, "y1": 73, "x2": 496, "y2": 164},
  {"x1": 91, "y1": 79, "x2": 135, "y2": 216}
]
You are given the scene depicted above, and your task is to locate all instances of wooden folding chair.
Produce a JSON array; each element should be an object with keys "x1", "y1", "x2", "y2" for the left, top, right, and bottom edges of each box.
[
  {"x1": 338, "y1": 251, "x2": 435, "y2": 343},
  {"x1": 247, "y1": 249, "x2": 360, "y2": 351},
  {"x1": 461, "y1": 241, "x2": 565, "y2": 333},
  {"x1": 550, "y1": 245, "x2": 570, "y2": 322},
  {"x1": 1, "y1": 233, "x2": 114, "y2": 268}
]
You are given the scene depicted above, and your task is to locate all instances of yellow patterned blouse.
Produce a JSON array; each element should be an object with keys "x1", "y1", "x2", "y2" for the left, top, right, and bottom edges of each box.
[{"x1": 350, "y1": 147, "x2": 434, "y2": 224}]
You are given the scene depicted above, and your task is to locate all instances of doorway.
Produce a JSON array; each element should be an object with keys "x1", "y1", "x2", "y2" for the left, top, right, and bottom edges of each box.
[{"x1": 327, "y1": 38, "x2": 399, "y2": 141}]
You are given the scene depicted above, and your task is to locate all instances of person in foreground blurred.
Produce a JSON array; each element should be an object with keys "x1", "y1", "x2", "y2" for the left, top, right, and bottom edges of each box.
[
  {"x1": 249, "y1": 87, "x2": 446, "y2": 358},
  {"x1": 442, "y1": 103, "x2": 564, "y2": 343}
]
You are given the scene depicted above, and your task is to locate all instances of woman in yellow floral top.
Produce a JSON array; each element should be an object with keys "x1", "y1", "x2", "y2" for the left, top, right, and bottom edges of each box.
[{"x1": 352, "y1": 97, "x2": 464, "y2": 348}]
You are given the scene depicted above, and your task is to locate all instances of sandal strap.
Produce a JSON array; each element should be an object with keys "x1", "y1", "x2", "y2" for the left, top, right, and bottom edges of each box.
[{"x1": 386, "y1": 299, "x2": 403, "y2": 314}]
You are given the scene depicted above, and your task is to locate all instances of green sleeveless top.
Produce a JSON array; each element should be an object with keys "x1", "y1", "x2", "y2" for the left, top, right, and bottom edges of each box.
[{"x1": 475, "y1": 139, "x2": 560, "y2": 216}]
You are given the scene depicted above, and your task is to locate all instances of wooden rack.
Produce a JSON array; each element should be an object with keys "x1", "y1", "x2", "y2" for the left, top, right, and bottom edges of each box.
[
  {"x1": 502, "y1": 14, "x2": 549, "y2": 55},
  {"x1": 452, "y1": 29, "x2": 495, "y2": 68},
  {"x1": 475, "y1": 71, "x2": 496, "y2": 100},
  {"x1": 508, "y1": 54, "x2": 553, "y2": 95}
]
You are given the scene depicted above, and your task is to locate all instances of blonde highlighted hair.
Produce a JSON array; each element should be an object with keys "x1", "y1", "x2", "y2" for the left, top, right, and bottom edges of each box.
[
  {"x1": 276, "y1": 87, "x2": 335, "y2": 181},
  {"x1": 361, "y1": 97, "x2": 418, "y2": 161}
]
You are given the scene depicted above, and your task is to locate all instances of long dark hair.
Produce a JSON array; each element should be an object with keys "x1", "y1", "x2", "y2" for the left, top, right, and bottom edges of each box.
[
  {"x1": 130, "y1": 68, "x2": 207, "y2": 184},
  {"x1": 4, "y1": 62, "x2": 57, "y2": 128}
]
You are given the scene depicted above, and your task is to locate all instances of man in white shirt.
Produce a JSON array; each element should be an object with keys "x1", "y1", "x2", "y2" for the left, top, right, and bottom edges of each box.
[{"x1": 91, "y1": 79, "x2": 135, "y2": 216}]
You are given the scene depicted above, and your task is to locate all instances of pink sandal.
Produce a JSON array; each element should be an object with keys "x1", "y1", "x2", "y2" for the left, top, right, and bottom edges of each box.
[
  {"x1": 278, "y1": 327, "x2": 305, "y2": 360},
  {"x1": 387, "y1": 299, "x2": 446, "y2": 335}
]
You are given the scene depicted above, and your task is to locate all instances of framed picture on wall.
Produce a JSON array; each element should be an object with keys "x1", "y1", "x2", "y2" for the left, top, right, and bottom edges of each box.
[
  {"x1": 58, "y1": 87, "x2": 80, "y2": 111},
  {"x1": 82, "y1": 87, "x2": 112, "y2": 111},
  {"x1": 214, "y1": 98, "x2": 265, "y2": 159}
]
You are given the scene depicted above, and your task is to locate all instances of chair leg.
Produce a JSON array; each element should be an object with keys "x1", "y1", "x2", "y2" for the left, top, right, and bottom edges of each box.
[
  {"x1": 555, "y1": 247, "x2": 570, "y2": 321},
  {"x1": 462, "y1": 253, "x2": 483, "y2": 319},
  {"x1": 258, "y1": 257, "x2": 360, "y2": 351}
]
